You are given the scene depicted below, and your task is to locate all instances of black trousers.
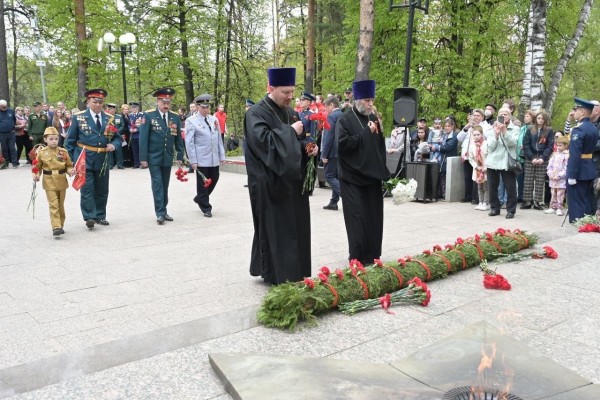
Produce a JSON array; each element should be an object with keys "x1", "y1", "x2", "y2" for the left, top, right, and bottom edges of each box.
[
  {"x1": 462, "y1": 161, "x2": 478, "y2": 202},
  {"x1": 194, "y1": 166, "x2": 220, "y2": 213},
  {"x1": 488, "y1": 168, "x2": 517, "y2": 214},
  {"x1": 17, "y1": 134, "x2": 33, "y2": 163},
  {"x1": 340, "y1": 179, "x2": 383, "y2": 265}
]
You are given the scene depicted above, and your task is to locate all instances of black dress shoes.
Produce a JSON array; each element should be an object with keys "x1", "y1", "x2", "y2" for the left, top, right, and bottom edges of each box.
[
  {"x1": 488, "y1": 210, "x2": 500, "y2": 216},
  {"x1": 460, "y1": 198, "x2": 472, "y2": 203},
  {"x1": 203, "y1": 211, "x2": 212, "y2": 218},
  {"x1": 157, "y1": 216, "x2": 165, "y2": 225},
  {"x1": 506, "y1": 212, "x2": 515, "y2": 219},
  {"x1": 520, "y1": 202, "x2": 532, "y2": 209},
  {"x1": 533, "y1": 202, "x2": 544, "y2": 210},
  {"x1": 323, "y1": 203, "x2": 338, "y2": 210},
  {"x1": 164, "y1": 214, "x2": 173, "y2": 221},
  {"x1": 86, "y1": 219, "x2": 95, "y2": 229},
  {"x1": 95, "y1": 219, "x2": 110, "y2": 226},
  {"x1": 53, "y1": 228, "x2": 62, "y2": 236}
]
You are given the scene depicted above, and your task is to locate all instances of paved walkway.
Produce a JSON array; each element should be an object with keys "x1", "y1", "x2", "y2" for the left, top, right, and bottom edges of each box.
[{"x1": 0, "y1": 162, "x2": 598, "y2": 399}]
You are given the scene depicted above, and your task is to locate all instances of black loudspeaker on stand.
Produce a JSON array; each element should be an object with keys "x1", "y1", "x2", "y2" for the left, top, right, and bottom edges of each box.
[{"x1": 384, "y1": 88, "x2": 419, "y2": 198}]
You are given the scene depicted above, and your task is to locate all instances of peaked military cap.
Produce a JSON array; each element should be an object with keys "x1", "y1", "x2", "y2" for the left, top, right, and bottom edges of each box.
[
  {"x1": 33, "y1": 101, "x2": 42, "y2": 106},
  {"x1": 129, "y1": 101, "x2": 140, "y2": 107},
  {"x1": 84, "y1": 89, "x2": 108, "y2": 99},
  {"x1": 245, "y1": 99, "x2": 255, "y2": 107},
  {"x1": 153, "y1": 87, "x2": 176, "y2": 99},
  {"x1": 194, "y1": 94, "x2": 213, "y2": 106},
  {"x1": 573, "y1": 97, "x2": 595, "y2": 111},
  {"x1": 300, "y1": 92, "x2": 316, "y2": 102},
  {"x1": 105, "y1": 103, "x2": 117, "y2": 109}
]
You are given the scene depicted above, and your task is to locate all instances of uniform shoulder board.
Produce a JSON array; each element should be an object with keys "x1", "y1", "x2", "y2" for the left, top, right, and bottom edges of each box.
[
  {"x1": 74, "y1": 110, "x2": 86, "y2": 115},
  {"x1": 146, "y1": 109, "x2": 156, "y2": 113},
  {"x1": 169, "y1": 110, "x2": 179, "y2": 115}
]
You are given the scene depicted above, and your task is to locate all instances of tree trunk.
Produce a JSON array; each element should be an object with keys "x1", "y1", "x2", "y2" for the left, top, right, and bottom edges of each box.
[
  {"x1": 305, "y1": 0, "x2": 315, "y2": 93},
  {"x1": 213, "y1": 0, "x2": 225, "y2": 100},
  {"x1": 545, "y1": 0, "x2": 594, "y2": 114},
  {"x1": 74, "y1": 0, "x2": 88, "y2": 110},
  {"x1": 224, "y1": 0, "x2": 233, "y2": 108},
  {"x1": 177, "y1": 0, "x2": 194, "y2": 106},
  {"x1": 355, "y1": 0, "x2": 374, "y2": 81},
  {"x1": 520, "y1": 0, "x2": 547, "y2": 112},
  {"x1": 9, "y1": 0, "x2": 18, "y2": 105},
  {"x1": 0, "y1": 0, "x2": 11, "y2": 104}
]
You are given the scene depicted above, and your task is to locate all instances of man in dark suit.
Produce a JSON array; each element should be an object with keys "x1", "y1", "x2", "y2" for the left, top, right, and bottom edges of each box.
[
  {"x1": 566, "y1": 97, "x2": 600, "y2": 223},
  {"x1": 65, "y1": 89, "x2": 121, "y2": 228},
  {"x1": 321, "y1": 96, "x2": 343, "y2": 210},
  {"x1": 139, "y1": 87, "x2": 184, "y2": 224}
]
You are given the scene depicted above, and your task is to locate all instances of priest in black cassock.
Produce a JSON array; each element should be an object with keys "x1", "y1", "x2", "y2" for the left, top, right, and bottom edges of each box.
[
  {"x1": 337, "y1": 79, "x2": 389, "y2": 265},
  {"x1": 244, "y1": 67, "x2": 318, "y2": 285}
]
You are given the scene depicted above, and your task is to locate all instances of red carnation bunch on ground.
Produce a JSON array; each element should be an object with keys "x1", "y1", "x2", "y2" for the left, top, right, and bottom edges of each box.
[
  {"x1": 579, "y1": 223, "x2": 600, "y2": 233},
  {"x1": 175, "y1": 167, "x2": 189, "y2": 182},
  {"x1": 338, "y1": 276, "x2": 431, "y2": 314},
  {"x1": 483, "y1": 273, "x2": 512, "y2": 290},
  {"x1": 480, "y1": 260, "x2": 511, "y2": 291}
]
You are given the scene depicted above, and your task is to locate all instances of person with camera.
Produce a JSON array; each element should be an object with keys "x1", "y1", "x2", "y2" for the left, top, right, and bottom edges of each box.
[
  {"x1": 485, "y1": 107, "x2": 520, "y2": 219},
  {"x1": 340, "y1": 87, "x2": 353, "y2": 112}
]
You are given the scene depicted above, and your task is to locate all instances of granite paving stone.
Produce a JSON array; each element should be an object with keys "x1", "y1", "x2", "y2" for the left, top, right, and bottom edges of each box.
[{"x1": 1, "y1": 164, "x2": 598, "y2": 398}]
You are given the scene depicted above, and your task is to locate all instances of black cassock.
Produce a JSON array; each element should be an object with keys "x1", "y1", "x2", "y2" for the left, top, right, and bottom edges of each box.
[
  {"x1": 244, "y1": 96, "x2": 312, "y2": 284},
  {"x1": 337, "y1": 108, "x2": 389, "y2": 265}
]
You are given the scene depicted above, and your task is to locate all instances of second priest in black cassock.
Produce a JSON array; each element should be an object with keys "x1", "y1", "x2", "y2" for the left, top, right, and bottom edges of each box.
[
  {"x1": 336, "y1": 79, "x2": 389, "y2": 265},
  {"x1": 244, "y1": 67, "x2": 318, "y2": 285}
]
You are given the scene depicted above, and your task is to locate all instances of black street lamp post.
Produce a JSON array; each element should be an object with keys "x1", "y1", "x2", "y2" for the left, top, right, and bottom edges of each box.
[
  {"x1": 389, "y1": 0, "x2": 430, "y2": 86},
  {"x1": 100, "y1": 32, "x2": 136, "y2": 104}
]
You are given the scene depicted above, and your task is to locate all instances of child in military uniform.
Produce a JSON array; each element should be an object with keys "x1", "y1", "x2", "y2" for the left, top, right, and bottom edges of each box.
[{"x1": 32, "y1": 127, "x2": 75, "y2": 236}]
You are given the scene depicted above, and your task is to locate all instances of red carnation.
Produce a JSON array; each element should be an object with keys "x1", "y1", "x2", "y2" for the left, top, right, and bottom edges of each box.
[
  {"x1": 303, "y1": 278, "x2": 315, "y2": 289},
  {"x1": 483, "y1": 273, "x2": 511, "y2": 290},
  {"x1": 579, "y1": 223, "x2": 600, "y2": 233},
  {"x1": 317, "y1": 273, "x2": 328, "y2": 283},
  {"x1": 203, "y1": 178, "x2": 212, "y2": 188},
  {"x1": 445, "y1": 244, "x2": 454, "y2": 250},
  {"x1": 32, "y1": 159, "x2": 39, "y2": 166},
  {"x1": 432, "y1": 244, "x2": 442, "y2": 252},
  {"x1": 335, "y1": 268, "x2": 344, "y2": 280},
  {"x1": 379, "y1": 293, "x2": 394, "y2": 314},
  {"x1": 320, "y1": 266, "x2": 331, "y2": 276},
  {"x1": 374, "y1": 259, "x2": 383, "y2": 267},
  {"x1": 456, "y1": 237, "x2": 464, "y2": 245},
  {"x1": 32, "y1": 167, "x2": 39, "y2": 174},
  {"x1": 543, "y1": 246, "x2": 559, "y2": 259},
  {"x1": 397, "y1": 258, "x2": 406, "y2": 267},
  {"x1": 422, "y1": 249, "x2": 431, "y2": 255}
]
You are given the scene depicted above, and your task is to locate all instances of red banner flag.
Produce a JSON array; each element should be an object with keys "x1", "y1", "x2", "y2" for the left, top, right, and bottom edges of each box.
[{"x1": 72, "y1": 150, "x2": 86, "y2": 191}]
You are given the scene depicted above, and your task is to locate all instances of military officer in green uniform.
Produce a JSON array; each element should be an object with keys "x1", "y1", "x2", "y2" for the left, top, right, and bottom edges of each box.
[
  {"x1": 64, "y1": 89, "x2": 121, "y2": 229},
  {"x1": 27, "y1": 101, "x2": 50, "y2": 145},
  {"x1": 139, "y1": 87, "x2": 184, "y2": 224}
]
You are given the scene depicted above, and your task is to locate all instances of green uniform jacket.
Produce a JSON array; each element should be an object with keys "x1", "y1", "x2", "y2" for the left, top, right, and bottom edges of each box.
[
  {"x1": 139, "y1": 109, "x2": 184, "y2": 166},
  {"x1": 27, "y1": 113, "x2": 49, "y2": 137},
  {"x1": 64, "y1": 109, "x2": 122, "y2": 171}
]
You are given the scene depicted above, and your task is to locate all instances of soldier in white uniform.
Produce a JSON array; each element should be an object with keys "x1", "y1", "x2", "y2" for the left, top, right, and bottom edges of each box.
[{"x1": 184, "y1": 94, "x2": 225, "y2": 218}]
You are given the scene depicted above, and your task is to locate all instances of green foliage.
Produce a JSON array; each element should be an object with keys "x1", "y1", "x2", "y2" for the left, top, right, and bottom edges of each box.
[{"x1": 4, "y1": 0, "x2": 599, "y2": 132}]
